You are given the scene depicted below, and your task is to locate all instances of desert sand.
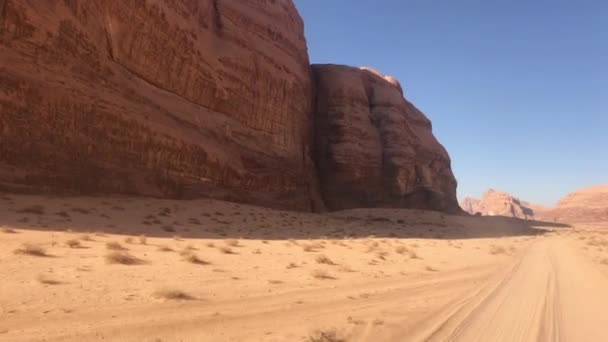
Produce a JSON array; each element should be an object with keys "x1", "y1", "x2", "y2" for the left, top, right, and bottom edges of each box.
[{"x1": 1, "y1": 193, "x2": 607, "y2": 341}]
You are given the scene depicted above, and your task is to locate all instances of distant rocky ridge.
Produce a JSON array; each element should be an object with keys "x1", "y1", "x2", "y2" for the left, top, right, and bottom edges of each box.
[
  {"x1": 538, "y1": 185, "x2": 608, "y2": 223},
  {"x1": 462, "y1": 186, "x2": 608, "y2": 223},
  {"x1": 460, "y1": 189, "x2": 543, "y2": 219},
  {"x1": 0, "y1": 0, "x2": 459, "y2": 213}
]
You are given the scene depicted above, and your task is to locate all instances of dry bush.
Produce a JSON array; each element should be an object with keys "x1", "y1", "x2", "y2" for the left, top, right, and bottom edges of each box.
[
  {"x1": 311, "y1": 269, "x2": 336, "y2": 280},
  {"x1": 105, "y1": 251, "x2": 143, "y2": 265},
  {"x1": 66, "y1": 239, "x2": 82, "y2": 248},
  {"x1": 1, "y1": 227, "x2": 16, "y2": 234},
  {"x1": 152, "y1": 288, "x2": 195, "y2": 301},
  {"x1": 308, "y1": 328, "x2": 346, "y2": 342},
  {"x1": 395, "y1": 246, "x2": 409, "y2": 254},
  {"x1": 37, "y1": 274, "x2": 62, "y2": 285},
  {"x1": 79, "y1": 234, "x2": 94, "y2": 241},
  {"x1": 303, "y1": 242, "x2": 324, "y2": 252},
  {"x1": 106, "y1": 241, "x2": 127, "y2": 251},
  {"x1": 14, "y1": 244, "x2": 48, "y2": 257},
  {"x1": 157, "y1": 245, "x2": 173, "y2": 252},
  {"x1": 218, "y1": 246, "x2": 236, "y2": 254},
  {"x1": 376, "y1": 251, "x2": 389, "y2": 260},
  {"x1": 181, "y1": 251, "x2": 210, "y2": 265},
  {"x1": 206, "y1": 242, "x2": 215, "y2": 248},
  {"x1": 315, "y1": 254, "x2": 336, "y2": 265},
  {"x1": 338, "y1": 265, "x2": 355, "y2": 273},
  {"x1": 224, "y1": 239, "x2": 240, "y2": 247},
  {"x1": 124, "y1": 236, "x2": 134, "y2": 244},
  {"x1": 490, "y1": 245, "x2": 507, "y2": 255},
  {"x1": 268, "y1": 280, "x2": 284, "y2": 284},
  {"x1": 139, "y1": 235, "x2": 147, "y2": 245},
  {"x1": 286, "y1": 262, "x2": 298, "y2": 269},
  {"x1": 425, "y1": 265, "x2": 439, "y2": 272},
  {"x1": 17, "y1": 205, "x2": 45, "y2": 215}
]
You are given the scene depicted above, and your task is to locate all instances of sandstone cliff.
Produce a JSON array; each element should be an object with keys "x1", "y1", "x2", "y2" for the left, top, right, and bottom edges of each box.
[
  {"x1": 312, "y1": 65, "x2": 460, "y2": 213},
  {"x1": 539, "y1": 185, "x2": 608, "y2": 223},
  {"x1": 461, "y1": 189, "x2": 542, "y2": 219},
  {"x1": 0, "y1": 0, "x2": 322, "y2": 210},
  {"x1": 0, "y1": 0, "x2": 459, "y2": 213}
]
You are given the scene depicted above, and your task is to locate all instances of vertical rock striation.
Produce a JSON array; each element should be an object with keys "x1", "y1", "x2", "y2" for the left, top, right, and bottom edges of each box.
[
  {"x1": 0, "y1": 0, "x2": 321, "y2": 210},
  {"x1": 0, "y1": 0, "x2": 459, "y2": 213},
  {"x1": 312, "y1": 65, "x2": 460, "y2": 213}
]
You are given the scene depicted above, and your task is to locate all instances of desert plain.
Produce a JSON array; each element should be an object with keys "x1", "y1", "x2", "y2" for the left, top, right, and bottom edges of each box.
[{"x1": 1, "y1": 193, "x2": 608, "y2": 342}]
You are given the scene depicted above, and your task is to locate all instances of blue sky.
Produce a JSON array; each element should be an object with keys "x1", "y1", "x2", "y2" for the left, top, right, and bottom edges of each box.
[{"x1": 294, "y1": 0, "x2": 608, "y2": 206}]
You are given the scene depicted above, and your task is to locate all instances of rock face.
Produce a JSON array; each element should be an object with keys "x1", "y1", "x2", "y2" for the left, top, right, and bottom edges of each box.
[
  {"x1": 0, "y1": 0, "x2": 459, "y2": 213},
  {"x1": 312, "y1": 65, "x2": 460, "y2": 213},
  {"x1": 461, "y1": 189, "x2": 541, "y2": 219},
  {"x1": 0, "y1": 0, "x2": 321, "y2": 210},
  {"x1": 540, "y1": 185, "x2": 608, "y2": 223}
]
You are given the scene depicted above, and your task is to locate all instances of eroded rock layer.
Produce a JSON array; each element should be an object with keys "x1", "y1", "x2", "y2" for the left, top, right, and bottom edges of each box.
[
  {"x1": 0, "y1": 0, "x2": 321, "y2": 210},
  {"x1": 312, "y1": 64, "x2": 460, "y2": 213},
  {"x1": 1, "y1": 1, "x2": 460, "y2": 213}
]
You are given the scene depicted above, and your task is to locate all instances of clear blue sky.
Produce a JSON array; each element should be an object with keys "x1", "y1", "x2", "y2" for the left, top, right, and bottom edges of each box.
[{"x1": 294, "y1": 0, "x2": 608, "y2": 206}]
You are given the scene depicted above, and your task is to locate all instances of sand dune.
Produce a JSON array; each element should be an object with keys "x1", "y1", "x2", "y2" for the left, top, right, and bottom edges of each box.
[{"x1": 0, "y1": 194, "x2": 606, "y2": 341}]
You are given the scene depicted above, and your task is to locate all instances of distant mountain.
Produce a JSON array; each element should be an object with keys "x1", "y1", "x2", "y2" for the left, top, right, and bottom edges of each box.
[
  {"x1": 538, "y1": 185, "x2": 608, "y2": 223},
  {"x1": 460, "y1": 189, "x2": 545, "y2": 219}
]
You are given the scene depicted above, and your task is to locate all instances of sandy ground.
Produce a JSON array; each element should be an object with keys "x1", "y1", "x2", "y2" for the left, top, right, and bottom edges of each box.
[{"x1": 0, "y1": 193, "x2": 606, "y2": 341}]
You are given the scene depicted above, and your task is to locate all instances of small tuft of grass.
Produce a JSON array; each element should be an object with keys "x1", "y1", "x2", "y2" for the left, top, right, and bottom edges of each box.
[
  {"x1": 139, "y1": 235, "x2": 147, "y2": 245},
  {"x1": 152, "y1": 288, "x2": 195, "y2": 301},
  {"x1": 124, "y1": 236, "x2": 134, "y2": 244},
  {"x1": 181, "y1": 251, "x2": 210, "y2": 265},
  {"x1": 105, "y1": 251, "x2": 143, "y2": 265},
  {"x1": 14, "y1": 244, "x2": 48, "y2": 257},
  {"x1": 408, "y1": 250, "x2": 420, "y2": 259},
  {"x1": 315, "y1": 254, "x2": 336, "y2": 265},
  {"x1": 218, "y1": 246, "x2": 236, "y2": 254},
  {"x1": 157, "y1": 245, "x2": 173, "y2": 252},
  {"x1": 37, "y1": 274, "x2": 63, "y2": 285},
  {"x1": 224, "y1": 239, "x2": 240, "y2": 247},
  {"x1": 311, "y1": 269, "x2": 336, "y2": 280},
  {"x1": 308, "y1": 328, "x2": 346, "y2": 342},
  {"x1": 395, "y1": 246, "x2": 409, "y2": 254},
  {"x1": 106, "y1": 241, "x2": 127, "y2": 251},
  {"x1": 79, "y1": 234, "x2": 94, "y2": 241},
  {"x1": 490, "y1": 245, "x2": 507, "y2": 255},
  {"x1": 66, "y1": 239, "x2": 82, "y2": 248},
  {"x1": 338, "y1": 265, "x2": 355, "y2": 273},
  {"x1": 1, "y1": 227, "x2": 17, "y2": 234}
]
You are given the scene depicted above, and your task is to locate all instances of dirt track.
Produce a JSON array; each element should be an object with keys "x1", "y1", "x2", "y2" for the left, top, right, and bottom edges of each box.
[
  {"x1": 5, "y1": 235, "x2": 608, "y2": 342},
  {"x1": 411, "y1": 237, "x2": 608, "y2": 342}
]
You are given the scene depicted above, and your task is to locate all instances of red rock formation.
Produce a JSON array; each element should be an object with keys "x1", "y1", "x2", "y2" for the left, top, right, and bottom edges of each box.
[
  {"x1": 539, "y1": 185, "x2": 608, "y2": 223},
  {"x1": 312, "y1": 65, "x2": 460, "y2": 213},
  {"x1": 0, "y1": 1, "x2": 460, "y2": 213},
  {"x1": 0, "y1": 0, "x2": 322, "y2": 210},
  {"x1": 460, "y1": 189, "x2": 542, "y2": 219}
]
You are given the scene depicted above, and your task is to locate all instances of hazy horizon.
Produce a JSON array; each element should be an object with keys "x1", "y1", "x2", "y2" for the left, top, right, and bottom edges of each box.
[{"x1": 295, "y1": 0, "x2": 608, "y2": 206}]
